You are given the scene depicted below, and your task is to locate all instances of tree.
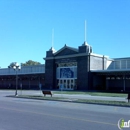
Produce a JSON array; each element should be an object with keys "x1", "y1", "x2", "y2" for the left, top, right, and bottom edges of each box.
[{"x1": 21, "y1": 60, "x2": 41, "y2": 66}]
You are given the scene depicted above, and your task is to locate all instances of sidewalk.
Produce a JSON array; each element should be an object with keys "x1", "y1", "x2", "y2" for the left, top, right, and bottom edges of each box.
[{"x1": 53, "y1": 94, "x2": 127, "y2": 102}]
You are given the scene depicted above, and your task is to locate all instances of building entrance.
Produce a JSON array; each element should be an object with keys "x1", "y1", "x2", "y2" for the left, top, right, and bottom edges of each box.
[
  {"x1": 58, "y1": 79, "x2": 77, "y2": 90},
  {"x1": 56, "y1": 65, "x2": 77, "y2": 90}
]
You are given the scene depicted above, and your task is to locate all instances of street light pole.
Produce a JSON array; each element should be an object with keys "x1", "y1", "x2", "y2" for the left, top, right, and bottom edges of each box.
[
  {"x1": 8, "y1": 62, "x2": 21, "y2": 96},
  {"x1": 15, "y1": 69, "x2": 18, "y2": 96}
]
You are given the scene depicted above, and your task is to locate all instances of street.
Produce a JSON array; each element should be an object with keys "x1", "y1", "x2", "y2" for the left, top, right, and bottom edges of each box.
[{"x1": 0, "y1": 90, "x2": 130, "y2": 130}]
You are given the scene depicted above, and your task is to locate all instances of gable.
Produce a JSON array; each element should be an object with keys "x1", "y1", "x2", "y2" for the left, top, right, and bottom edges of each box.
[{"x1": 54, "y1": 47, "x2": 78, "y2": 57}]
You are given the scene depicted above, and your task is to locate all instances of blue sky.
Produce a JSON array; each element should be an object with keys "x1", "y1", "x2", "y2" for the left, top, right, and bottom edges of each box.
[{"x1": 0, "y1": 0, "x2": 130, "y2": 68}]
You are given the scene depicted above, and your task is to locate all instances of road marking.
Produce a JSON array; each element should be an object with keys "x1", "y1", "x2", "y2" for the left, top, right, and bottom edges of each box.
[{"x1": 0, "y1": 106, "x2": 116, "y2": 126}]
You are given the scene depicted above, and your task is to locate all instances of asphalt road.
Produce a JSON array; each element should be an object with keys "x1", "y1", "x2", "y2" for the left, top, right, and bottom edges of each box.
[{"x1": 0, "y1": 90, "x2": 130, "y2": 130}]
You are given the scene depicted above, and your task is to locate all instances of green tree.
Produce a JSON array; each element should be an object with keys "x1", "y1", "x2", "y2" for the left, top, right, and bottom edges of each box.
[{"x1": 21, "y1": 60, "x2": 41, "y2": 66}]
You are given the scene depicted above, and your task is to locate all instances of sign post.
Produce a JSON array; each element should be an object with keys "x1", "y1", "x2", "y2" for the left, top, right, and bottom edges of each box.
[
  {"x1": 60, "y1": 84, "x2": 64, "y2": 97},
  {"x1": 20, "y1": 83, "x2": 22, "y2": 95},
  {"x1": 39, "y1": 84, "x2": 42, "y2": 96}
]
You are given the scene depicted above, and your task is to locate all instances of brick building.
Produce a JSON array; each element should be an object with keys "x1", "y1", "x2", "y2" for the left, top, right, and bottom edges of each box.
[
  {"x1": 0, "y1": 42, "x2": 130, "y2": 92},
  {"x1": 44, "y1": 42, "x2": 130, "y2": 92}
]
